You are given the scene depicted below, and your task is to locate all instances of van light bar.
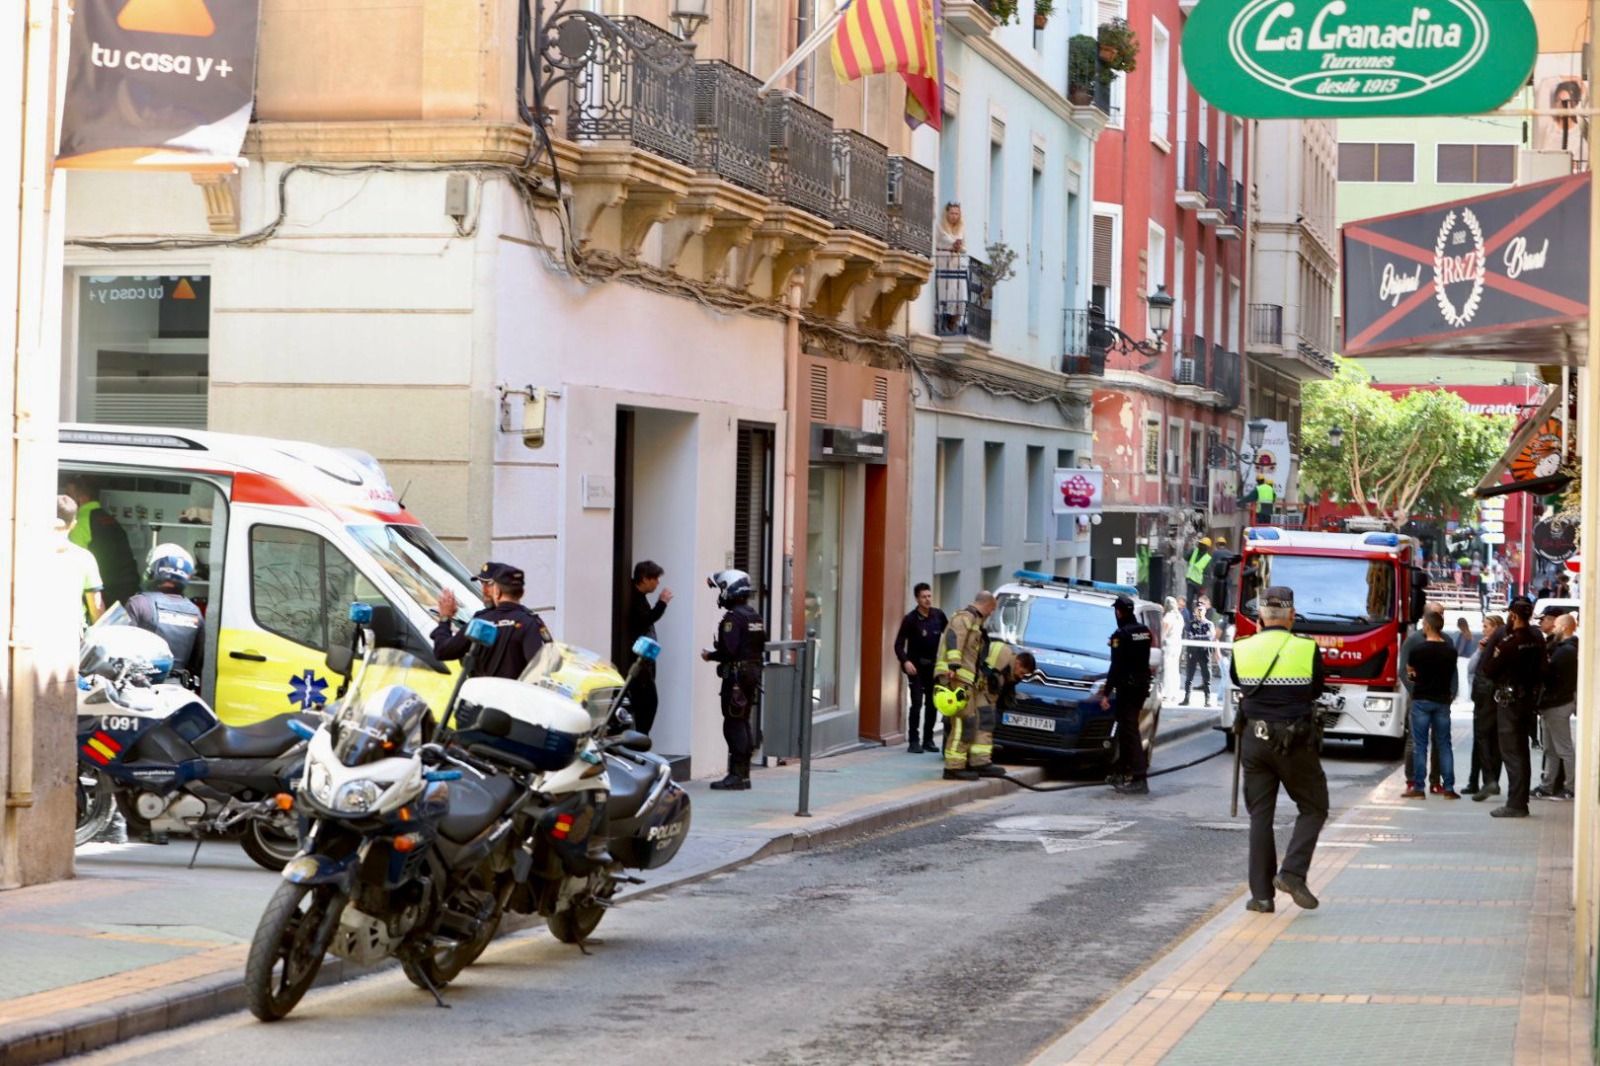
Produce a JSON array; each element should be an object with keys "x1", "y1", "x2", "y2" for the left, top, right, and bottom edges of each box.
[
  {"x1": 1363, "y1": 532, "x2": 1401, "y2": 547},
  {"x1": 1012, "y1": 570, "x2": 1138, "y2": 598},
  {"x1": 1245, "y1": 527, "x2": 1280, "y2": 540}
]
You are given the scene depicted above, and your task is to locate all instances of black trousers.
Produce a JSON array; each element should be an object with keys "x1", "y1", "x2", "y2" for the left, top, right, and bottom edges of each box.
[
  {"x1": 631, "y1": 665, "x2": 659, "y2": 736},
  {"x1": 721, "y1": 678, "x2": 758, "y2": 778},
  {"x1": 1496, "y1": 693, "x2": 1534, "y2": 812},
  {"x1": 1115, "y1": 692, "x2": 1150, "y2": 779},
  {"x1": 1241, "y1": 725, "x2": 1329, "y2": 902},
  {"x1": 1182, "y1": 650, "x2": 1210, "y2": 700},
  {"x1": 907, "y1": 663, "x2": 936, "y2": 743},
  {"x1": 1471, "y1": 685, "x2": 1500, "y2": 788}
]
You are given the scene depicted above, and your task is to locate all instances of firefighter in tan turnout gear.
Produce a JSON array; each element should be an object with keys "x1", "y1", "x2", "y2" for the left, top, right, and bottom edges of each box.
[{"x1": 933, "y1": 592, "x2": 1035, "y2": 781}]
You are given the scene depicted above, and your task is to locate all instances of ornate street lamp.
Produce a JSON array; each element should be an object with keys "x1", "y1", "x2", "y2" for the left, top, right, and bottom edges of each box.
[
  {"x1": 1088, "y1": 285, "x2": 1177, "y2": 368},
  {"x1": 671, "y1": 0, "x2": 710, "y2": 39},
  {"x1": 1246, "y1": 418, "x2": 1268, "y2": 451},
  {"x1": 1327, "y1": 423, "x2": 1345, "y2": 450}
]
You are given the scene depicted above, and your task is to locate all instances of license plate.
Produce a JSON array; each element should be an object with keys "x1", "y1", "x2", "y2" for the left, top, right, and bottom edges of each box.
[{"x1": 1002, "y1": 712, "x2": 1056, "y2": 732}]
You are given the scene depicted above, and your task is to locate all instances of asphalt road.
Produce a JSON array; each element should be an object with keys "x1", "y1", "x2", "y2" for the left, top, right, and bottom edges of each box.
[{"x1": 83, "y1": 727, "x2": 1396, "y2": 1066}]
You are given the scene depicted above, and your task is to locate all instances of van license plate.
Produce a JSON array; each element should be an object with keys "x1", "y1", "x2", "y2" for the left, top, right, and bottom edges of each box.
[{"x1": 1002, "y1": 713, "x2": 1055, "y2": 732}]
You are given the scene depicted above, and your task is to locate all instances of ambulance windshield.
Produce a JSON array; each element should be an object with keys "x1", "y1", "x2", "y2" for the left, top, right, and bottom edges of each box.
[{"x1": 348, "y1": 525, "x2": 482, "y2": 616}]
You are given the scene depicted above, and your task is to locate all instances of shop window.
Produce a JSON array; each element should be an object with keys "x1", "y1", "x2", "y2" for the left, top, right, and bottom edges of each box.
[
  {"x1": 250, "y1": 526, "x2": 389, "y2": 653},
  {"x1": 71, "y1": 274, "x2": 210, "y2": 428},
  {"x1": 805, "y1": 467, "x2": 845, "y2": 712}
]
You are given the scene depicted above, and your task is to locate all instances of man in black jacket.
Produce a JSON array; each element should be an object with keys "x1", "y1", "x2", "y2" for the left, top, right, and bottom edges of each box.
[
  {"x1": 1532, "y1": 613, "x2": 1578, "y2": 801},
  {"x1": 624, "y1": 560, "x2": 672, "y2": 735},
  {"x1": 1479, "y1": 598, "x2": 1547, "y2": 818},
  {"x1": 894, "y1": 583, "x2": 948, "y2": 753}
]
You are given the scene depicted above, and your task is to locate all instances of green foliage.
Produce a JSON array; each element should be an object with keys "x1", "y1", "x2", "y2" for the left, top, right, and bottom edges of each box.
[
  {"x1": 1097, "y1": 17, "x2": 1140, "y2": 74},
  {"x1": 990, "y1": 0, "x2": 1019, "y2": 25},
  {"x1": 1034, "y1": 0, "x2": 1054, "y2": 21},
  {"x1": 985, "y1": 241, "x2": 1019, "y2": 282},
  {"x1": 1300, "y1": 358, "x2": 1512, "y2": 526},
  {"x1": 1069, "y1": 35, "x2": 1112, "y2": 89}
]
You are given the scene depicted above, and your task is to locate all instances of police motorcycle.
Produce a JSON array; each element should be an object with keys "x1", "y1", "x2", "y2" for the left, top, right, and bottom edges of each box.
[{"x1": 75, "y1": 603, "x2": 310, "y2": 869}]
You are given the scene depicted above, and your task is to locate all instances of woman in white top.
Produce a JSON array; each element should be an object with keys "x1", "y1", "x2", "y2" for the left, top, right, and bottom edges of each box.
[
  {"x1": 1160, "y1": 595, "x2": 1184, "y2": 700},
  {"x1": 936, "y1": 202, "x2": 966, "y2": 332}
]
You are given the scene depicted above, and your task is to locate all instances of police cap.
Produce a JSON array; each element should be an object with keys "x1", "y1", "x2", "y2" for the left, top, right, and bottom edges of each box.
[
  {"x1": 477, "y1": 561, "x2": 526, "y2": 589},
  {"x1": 1112, "y1": 594, "x2": 1136, "y2": 613},
  {"x1": 1261, "y1": 586, "x2": 1295, "y2": 608}
]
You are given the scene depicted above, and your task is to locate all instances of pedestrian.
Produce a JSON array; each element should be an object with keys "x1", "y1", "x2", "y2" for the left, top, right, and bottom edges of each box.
[
  {"x1": 934, "y1": 591, "x2": 1007, "y2": 781},
  {"x1": 61, "y1": 475, "x2": 139, "y2": 608},
  {"x1": 936, "y1": 202, "x2": 966, "y2": 333},
  {"x1": 703, "y1": 569, "x2": 766, "y2": 791},
  {"x1": 1160, "y1": 596, "x2": 1184, "y2": 700},
  {"x1": 1557, "y1": 574, "x2": 1572, "y2": 598},
  {"x1": 1181, "y1": 606, "x2": 1214, "y2": 707},
  {"x1": 1398, "y1": 600, "x2": 1446, "y2": 791},
  {"x1": 126, "y1": 544, "x2": 205, "y2": 685},
  {"x1": 1100, "y1": 595, "x2": 1155, "y2": 795},
  {"x1": 1454, "y1": 616, "x2": 1475, "y2": 658},
  {"x1": 624, "y1": 560, "x2": 672, "y2": 735},
  {"x1": 894, "y1": 582, "x2": 949, "y2": 754},
  {"x1": 1532, "y1": 613, "x2": 1578, "y2": 801},
  {"x1": 55, "y1": 494, "x2": 104, "y2": 627},
  {"x1": 1479, "y1": 598, "x2": 1547, "y2": 818},
  {"x1": 1240, "y1": 474, "x2": 1276, "y2": 525},
  {"x1": 1464, "y1": 614, "x2": 1504, "y2": 800},
  {"x1": 1185, "y1": 536, "x2": 1215, "y2": 608},
  {"x1": 432, "y1": 562, "x2": 552, "y2": 679},
  {"x1": 1538, "y1": 603, "x2": 1560, "y2": 640},
  {"x1": 1230, "y1": 586, "x2": 1328, "y2": 914},
  {"x1": 1402, "y1": 611, "x2": 1459, "y2": 799}
]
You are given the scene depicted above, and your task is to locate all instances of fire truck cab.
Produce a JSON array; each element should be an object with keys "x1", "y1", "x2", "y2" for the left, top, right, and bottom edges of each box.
[{"x1": 1215, "y1": 527, "x2": 1429, "y2": 758}]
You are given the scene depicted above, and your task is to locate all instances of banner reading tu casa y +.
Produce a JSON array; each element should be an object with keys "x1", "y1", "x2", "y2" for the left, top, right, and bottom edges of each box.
[{"x1": 57, "y1": 0, "x2": 262, "y2": 172}]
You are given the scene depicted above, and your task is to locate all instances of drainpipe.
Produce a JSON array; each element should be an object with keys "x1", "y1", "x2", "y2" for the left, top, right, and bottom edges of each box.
[{"x1": 782, "y1": 273, "x2": 803, "y2": 641}]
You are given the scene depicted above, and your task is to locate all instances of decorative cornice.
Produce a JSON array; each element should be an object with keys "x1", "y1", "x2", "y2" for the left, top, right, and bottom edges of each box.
[{"x1": 245, "y1": 120, "x2": 583, "y2": 172}]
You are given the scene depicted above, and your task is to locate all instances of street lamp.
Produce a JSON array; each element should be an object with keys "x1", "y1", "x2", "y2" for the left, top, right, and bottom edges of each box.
[
  {"x1": 1246, "y1": 418, "x2": 1268, "y2": 450},
  {"x1": 1327, "y1": 423, "x2": 1345, "y2": 450},
  {"x1": 1146, "y1": 284, "x2": 1174, "y2": 343},
  {"x1": 671, "y1": 0, "x2": 710, "y2": 39},
  {"x1": 1087, "y1": 285, "x2": 1177, "y2": 371}
]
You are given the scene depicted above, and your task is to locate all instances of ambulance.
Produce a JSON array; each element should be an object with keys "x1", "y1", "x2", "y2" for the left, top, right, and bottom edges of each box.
[{"x1": 59, "y1": 425, "x2": 482, "y2": 725}]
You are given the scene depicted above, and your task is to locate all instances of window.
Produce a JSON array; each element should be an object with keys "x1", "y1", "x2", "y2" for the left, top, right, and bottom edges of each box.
[
  {"x1": 1028, "y1": 166, "x2": 1044, "y2": 335},
  {"x1": 983, "y1": 442, "x2": 1004, "y2": 546},
  {"x1": 1147, "y1": 222, "x2": 1167, "y2": 303},
  {"x1": 1150, "y1": 18, "x2": 1171, "y2": 147},
  {"x1": 1026, "y1": 445, "x2": 1045, "y2": 543},
  {"x1": 1143, "y1": 419, "x2": 1162, "y2": 475},
  {"x1": 250, "y1": 526, "x2": 390, "y2": 652},
  {"x1": 1229, "y1": 278, "x2": 1242, "y2": 352},
  {"x1": 70, "y1": 274, "x2": 211, "y2": 428},
  {"x1": 1337, "y1": 142, "x2": 1414, "y2": 183},
  {"x1": 1173, "y1": 237, "x2": 1185, "y2": 338},
  {"x1": 935, "y1": 438, "x2": 963, "y2": 549},
  {"x1": 988, "y1": 138, "x2": 1004, "y2": 243},
  {"x1": 1436, "y1": 144, "x2": 1516, "y2": 184},
  {"x1": 1195, "y1": 252, "x2": 1206, "y2": 339},
  {"x1": 1091, "y1": 206, "x2": 1121, "y2": 324},
  {"x1": 1188, "y1": 426, "x2": 1204, "y2": 481},
  {"x1": 1166, "y1": 418, "x2": 1183, "y2": 478}
]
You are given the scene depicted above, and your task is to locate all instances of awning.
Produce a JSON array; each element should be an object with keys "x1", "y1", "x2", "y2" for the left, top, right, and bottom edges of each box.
[
  {"x1": 1473, "y1": 387, "x2": 1571, "y2": 498},
  {"x1": 1342, "y1": 173, "x2": 1590, "y2": 365}
]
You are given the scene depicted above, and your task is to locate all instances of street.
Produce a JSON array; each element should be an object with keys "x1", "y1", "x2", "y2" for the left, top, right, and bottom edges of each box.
[{"x1": 80, "y1": 728, "x2": 1395, "y2": 1066}]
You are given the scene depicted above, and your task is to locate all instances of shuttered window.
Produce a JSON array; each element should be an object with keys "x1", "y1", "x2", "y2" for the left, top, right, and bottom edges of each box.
[
  {"x1": 733, "y1": 424, "x2": 774, "y2": 621},
  {"x1": 808, "y1": 363, "x2": 829, "y2": 422},
  {"x1": 1092, "y1": 214, "x2": 1115, "y2": 288}
]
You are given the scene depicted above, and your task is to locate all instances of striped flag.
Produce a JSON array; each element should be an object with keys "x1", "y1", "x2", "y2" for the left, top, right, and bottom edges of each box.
[{"x1": 830, "y1": 0, "x2": 944, "y2": 131}]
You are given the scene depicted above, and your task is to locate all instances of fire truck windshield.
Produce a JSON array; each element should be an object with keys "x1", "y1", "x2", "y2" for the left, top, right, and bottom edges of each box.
[{"x1": 1241, "y1": 555, "x2": 1395, "y2": 630}]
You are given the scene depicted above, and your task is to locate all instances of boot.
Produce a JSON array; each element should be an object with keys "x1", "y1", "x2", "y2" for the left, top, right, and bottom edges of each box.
[
  {"x1": 710, "y1": 757, "x2": 747, "y2": 791},
  {"x1": 943, "y1": 767, "x2": 979, "y2": 781},
  {"x1": 972, "y1": 764, "x2": 1007, "y2": 778},
  {"x1": 908, "y1": 739, "x2": 923, "y2": 754}
]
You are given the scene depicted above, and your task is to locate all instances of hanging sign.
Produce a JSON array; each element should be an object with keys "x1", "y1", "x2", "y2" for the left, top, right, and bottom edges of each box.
[
  {"x1": 1182, "y1": 0, "x2": 1537, "y2": 119},
  {"x1": 1052, "y1": 468, "x2": 1105, "y2": 516},
  {"x1": 1243, "y1": 420, "x2": 1291, "y2": 499},
  {"x1": 1532, "y1": 517, "x2": 1578, "y2": 563},
  {"x1": 57, "y1": 0, "x2": 262, "y2": 172}
]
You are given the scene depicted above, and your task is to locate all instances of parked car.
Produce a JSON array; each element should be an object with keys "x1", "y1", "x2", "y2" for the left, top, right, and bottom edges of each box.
[{"x1": 986, "y1": 571, "x2": 1164, "y2": 769}]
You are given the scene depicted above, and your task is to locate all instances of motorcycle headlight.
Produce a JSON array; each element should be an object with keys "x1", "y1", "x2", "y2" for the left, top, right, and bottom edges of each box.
[
  {"x1": 334, "y1": 779, "x2": 384, "y2": 813},
  {"x1": 307, "y1": 762, "x2": 334, "y2": 806}
]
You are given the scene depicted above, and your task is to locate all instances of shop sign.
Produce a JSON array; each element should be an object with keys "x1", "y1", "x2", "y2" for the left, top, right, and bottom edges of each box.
[
  {"x1": 1533, "y1": 517, "x2": 1578, "y2": 562},
  {"x1": 1052, "y1": 468, "x2": 1104, "y2": 516},
  {"x1": 1244, "y1": 420, "x2": 1291, "y2": 498},
  {"x1": 1182, "y1": 0, "x2": 1536, "y2": 118},
  {"x1": 1342, "y1": 174, "x2": 1588, "y2": 356}
]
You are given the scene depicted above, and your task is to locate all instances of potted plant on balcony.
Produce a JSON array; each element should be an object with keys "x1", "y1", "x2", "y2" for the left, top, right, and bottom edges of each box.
[
  {"x1": 1068, "y1": 35, "x2": 1104, "y2": 105},
  {"x1": 990, "y1": 0, "x2": 1020, "y2": 25},
  {"x1": 985, "y1": 241, "x2": 1019, "y2": 283},
  {"x1": 1033, "y1": 0, "x2": 1053, "y2": 30},
  {"x1": 1097, "y1": 17, "x2": 1139, "y2": 74}
]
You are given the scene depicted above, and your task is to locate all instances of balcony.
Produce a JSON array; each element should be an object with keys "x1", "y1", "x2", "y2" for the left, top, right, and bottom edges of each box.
[
  {"x1": 693, "y1": 61, "x2": 768, "y2": 195},
  {"x1": 1190, "y1": 481, "x2": 1210, "y2": 509},
  {"x1": 832, "y1": 130, "x2": 889, "y2": 241},
  {"x1": 1249, "y1": 304, "x2": 1284, "y2": 349},
  {"x1": 566, "y1": 16, "x2": 698, "y2": 167},
  {"x1": 1211, "y1": 347, "x2": 1243, "y2": 410},
  {"x1": 1176, "y1": 142, "x2": 1211, "y2": 211},
  {"x1": 1202, "y1": 161, "x2": 1231, "y2": 227},
  {"x1": 935, "y1": 253, "x2": 994, "y2": 344},
  {"x1": 1063, "y1": 309, "x2": 1107, "y2": 376},
  {"x1": 1174, "y1": 335, "x2": 1208, "y2": 386},
  {"x1": 767, "y1": 91, "x2": 834, "y2": 221},
  {"x1": 945, "y1": 0, "x2": 999, "y2": 36},
  {"x1": 1216, "y1": 179, "x2": 1242, "y2": 240},
  {"x1": 887, "y1": 156, "x2": 934, "y2": 256},
  {"x1": 1298, "y1": 340, "x2": 1339, "y2": 375}
]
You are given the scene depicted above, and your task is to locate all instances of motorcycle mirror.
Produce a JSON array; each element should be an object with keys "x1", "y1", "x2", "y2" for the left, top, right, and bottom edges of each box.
[
  {"x1": 367, "y1": 604, "x2": 404, "y2": 649},
  {"x1": 325, "y1": 643, "x2": 354, "y2": 678},
  {"x1": 631, "y1": 636, "x2": 662, "y2": 662},
  {"x1": 465, "y1": 617, "x2": 499, "y2": 648}
]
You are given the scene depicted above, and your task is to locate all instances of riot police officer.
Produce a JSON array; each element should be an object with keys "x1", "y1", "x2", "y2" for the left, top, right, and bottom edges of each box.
[
  {"x1": 432, "y1": 562, "x2": 552, "y2": 679},
  {"x1": 1101, "y1": 595, "x2": 1154, "y2": 794},
  {"x1": 703, "y1": 569, "x2": 766, "y2": 791},
  {"x1": 1230, "y1": 586, "x2": 1328, "y2": 913},
  {"x1": 126, "y1": 544, "x2": 204, "y2": 684}
]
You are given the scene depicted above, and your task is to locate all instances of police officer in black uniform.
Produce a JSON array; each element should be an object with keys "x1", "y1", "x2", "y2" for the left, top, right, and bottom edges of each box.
[
  {"x1": 1231, "y1": 586, "x2": 1328, "y2": 913},
  {"x1": 432, "y1": 562, "x2": 552, "y2": 679},
  {"x1": 1479, "y1": 597, "x2": 1547, "y2": 818},
  {"x1": 1100, "y1": 595, "x2": 1154, "y2": 795},
  {"x1": 126, "y1": 544, "x2": 205, "y2": 684},
  {"x1": 703, "y1": 569, "x2": 766, "y2": 791}
]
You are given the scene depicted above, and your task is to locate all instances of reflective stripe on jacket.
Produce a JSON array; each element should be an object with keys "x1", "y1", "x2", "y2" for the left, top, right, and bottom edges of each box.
[{"x1": 936, "y1": 607, "x2": 985, "y2": 690}]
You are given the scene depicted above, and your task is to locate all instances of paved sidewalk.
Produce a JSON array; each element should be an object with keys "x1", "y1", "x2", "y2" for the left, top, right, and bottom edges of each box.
[
  {"x1": 1033, "y1": 723, "x2": 1592, "y2": 1066},
  {"x1": 0, "y1": 706, "x2": 1217, "y2": 1064}
]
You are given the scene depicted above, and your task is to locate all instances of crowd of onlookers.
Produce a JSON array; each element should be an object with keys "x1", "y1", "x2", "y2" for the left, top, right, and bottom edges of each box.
[{"x1": 1159, "y1": 596, "x2": 1228, "y2": 707}]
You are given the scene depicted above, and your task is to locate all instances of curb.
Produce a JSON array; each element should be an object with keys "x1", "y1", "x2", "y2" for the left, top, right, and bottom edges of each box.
[{"x1": 1, "y1": 716, "x2": 1220, "y2": 1065}]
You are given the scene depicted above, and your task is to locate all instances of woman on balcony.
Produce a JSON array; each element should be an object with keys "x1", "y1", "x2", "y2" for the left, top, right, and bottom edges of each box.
[{"x1": 936, "y1": 202, "x2": 965, "y2": 334}]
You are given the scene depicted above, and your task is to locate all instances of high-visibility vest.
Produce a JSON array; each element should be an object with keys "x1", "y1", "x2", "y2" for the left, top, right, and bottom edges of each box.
[
  {"x1": 1186, "y1": 549, "x2": 1212, "y2": 586},
  {"x1": 1257, "y1": 482, "x2": 1277, "y2": 505},
  {"x1": 1232, "y1": 628, "x2": 1319, "y2": 714}
]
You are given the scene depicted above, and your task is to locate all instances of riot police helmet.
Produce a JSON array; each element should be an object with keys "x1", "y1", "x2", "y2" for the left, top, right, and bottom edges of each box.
[
  {"x1": 146, "y1": 543, "x2": 196, "y2": 590},
  {"x1": 707, "y1": 569, "x2": 753, "y2": 608}
]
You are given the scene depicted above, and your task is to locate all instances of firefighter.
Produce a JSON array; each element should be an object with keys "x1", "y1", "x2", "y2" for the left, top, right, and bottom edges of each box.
[
  {"x1": 703, "y1": 569, "x2": 766, "y2": 791},
  {"x1": 1101, "y1": 596, "x2": 1154, "y2": 794},
  {"x1": 933, "y1": 591, "x2": 1007, "y2": 781}
]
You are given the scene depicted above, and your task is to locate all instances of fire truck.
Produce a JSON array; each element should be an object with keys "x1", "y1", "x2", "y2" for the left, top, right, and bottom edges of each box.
[{"x1": 1214, "y1": 527, "x2": 1429, "y2": 758}]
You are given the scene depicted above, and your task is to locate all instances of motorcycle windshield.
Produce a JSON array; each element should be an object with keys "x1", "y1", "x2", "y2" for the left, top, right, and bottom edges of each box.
[{"x1": 329, "y1": 648, "x2": 438, "y2": 767}]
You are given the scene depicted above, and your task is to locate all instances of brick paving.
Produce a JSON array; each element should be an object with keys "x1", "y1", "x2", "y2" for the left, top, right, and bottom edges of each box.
[{"x1": 1034, "y1": 723, "x2": 1593, "y2": 1066}]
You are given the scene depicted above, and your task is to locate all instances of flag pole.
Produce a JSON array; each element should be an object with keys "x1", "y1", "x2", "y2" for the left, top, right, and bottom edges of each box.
[{"x1": 759, "y1": 1, "x2": 851, "y2": 95}]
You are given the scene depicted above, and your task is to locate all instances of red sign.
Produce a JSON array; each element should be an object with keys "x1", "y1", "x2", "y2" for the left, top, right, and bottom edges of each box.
[{"x1": 1371, "y1": 383, "x2": 1542, "y2": 418}]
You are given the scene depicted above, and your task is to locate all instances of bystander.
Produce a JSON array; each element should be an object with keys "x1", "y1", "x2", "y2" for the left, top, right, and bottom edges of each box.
[
  {"x1": 1532, "y1": 613, "x2": 1578, "y2": 801},
  {"x1": 1402, "y1": 611, "x2": 1459, "y2": 800}
]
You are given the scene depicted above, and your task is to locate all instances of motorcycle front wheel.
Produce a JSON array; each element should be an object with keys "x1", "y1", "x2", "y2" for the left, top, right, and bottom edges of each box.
[
  {"x1": 245, "y1": 880, "x2": 340, "y2": 1021},
  {"x1": 75, "y1": 770, "x2": 116, "y2": 847},
  {"x1": 239, "y1": 818, "x2": 299, "y2": 872}
]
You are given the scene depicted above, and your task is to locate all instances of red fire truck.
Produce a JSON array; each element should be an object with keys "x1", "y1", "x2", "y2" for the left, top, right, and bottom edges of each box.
[{"x1": 1215, "y1": 528, "x2": 1428, "y2": 757}]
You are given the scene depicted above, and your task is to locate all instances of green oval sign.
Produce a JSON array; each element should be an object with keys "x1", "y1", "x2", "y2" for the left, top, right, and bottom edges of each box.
[{"x1": 1183, "y1": 0, "x2": 1537, "y2": 118}]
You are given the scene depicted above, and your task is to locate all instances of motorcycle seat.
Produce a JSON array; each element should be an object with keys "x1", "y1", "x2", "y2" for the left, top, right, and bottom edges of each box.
[
  {"x1": 606, "y1": 757, "x2": 658, "y2": 822},
  {"x1": 438, "y1": 773, "x2": 520, "y2": 844},
  {"x1": 193, "y1": 713, "x2": 321, "y2": 759}
]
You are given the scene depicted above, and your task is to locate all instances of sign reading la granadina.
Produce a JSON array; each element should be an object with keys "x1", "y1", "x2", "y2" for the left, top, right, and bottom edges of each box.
[
  {"x1": 1341, "y1": 173, "x2": 1589, "y2": 356},
  {"x1": 1182, "y1": 0, "x2": 1537, "y2": 118}
]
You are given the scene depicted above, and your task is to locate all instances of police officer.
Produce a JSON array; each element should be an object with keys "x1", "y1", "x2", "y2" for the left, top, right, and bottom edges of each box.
[
  {"x1": 126, "y1": 544, "x2": 205, "y2": 684},
  {"x1": 1230, "y1": 586, "x2": 1328, "y2": 913},
  {"x1": 432, "y1": 562, "x2": 552, "y2": 679},
  {"x1": 703, "y1": 569, "x2": 766, "y2": 791},
  {"x1": 934, "y1": 591, "x2": 1007, "y2": 781},
  {"x1": 1479, "y1": 598, "x2": 1547, "y2": 819},
  {"x1": 1101, "y1": 596, "x2": 1154, "y2": 794}
]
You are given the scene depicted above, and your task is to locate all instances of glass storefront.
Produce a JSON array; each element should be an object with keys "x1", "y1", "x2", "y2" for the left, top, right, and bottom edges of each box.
[
  {"x1": 805, "y1": 463, "x2": 844, "y2": 712},
  {"x1": 70, "y1": 274, "x2": 210, "y2": 428}
]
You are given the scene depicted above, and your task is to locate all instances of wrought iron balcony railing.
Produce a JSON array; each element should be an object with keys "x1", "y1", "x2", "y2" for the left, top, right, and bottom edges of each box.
[
  {"x1": 935, "y1": 253, "x2": 993, "y2": 344},
  {"x1": 1178, "y1": 141, "x2": 1211, "y2": 203},
  {"x1": 693, "y1": 61, "x2": 768, "y2": 194},
  {"x1": 566, "y1": 16, "x2": 698, "y2": 166},
  {"x1": 1249, "y1": 303, "x2": 1283, "y2": 347},
  {"x1": 886, "y1": 156, "x2": 934, "y2": 256},
  {"x1": 1063, "y1": 309, "x2": 1107, "y2": 376},
  {"x1": 1233, "y1": 180, "x2": 1247, "y2": 226},
  {"x1": 767, "y1": 91, "x2": 833, "y2": 220},
  {"x1": 1215, "y1": 161, "x2": 1231, "y2": 213},
  {"x1": 1212, "y1": 347, "x2": 1243, "y2": 409},
  {"x1": 832, "y1": 130, "x2": 889, "y2": 241}
]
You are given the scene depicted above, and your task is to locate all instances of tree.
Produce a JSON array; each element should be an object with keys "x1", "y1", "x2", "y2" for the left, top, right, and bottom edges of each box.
[{"x1": 1300, "y1": 359, "x2": 1513, "y2": 527}]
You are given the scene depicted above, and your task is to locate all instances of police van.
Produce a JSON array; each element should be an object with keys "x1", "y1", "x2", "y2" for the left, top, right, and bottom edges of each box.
[
  {"x1": 986, "y1": 571, "x2": 1166, "y2": 769},
  {"x1": 60, "y1": 425, "x2": 483, "y2": 725}
]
